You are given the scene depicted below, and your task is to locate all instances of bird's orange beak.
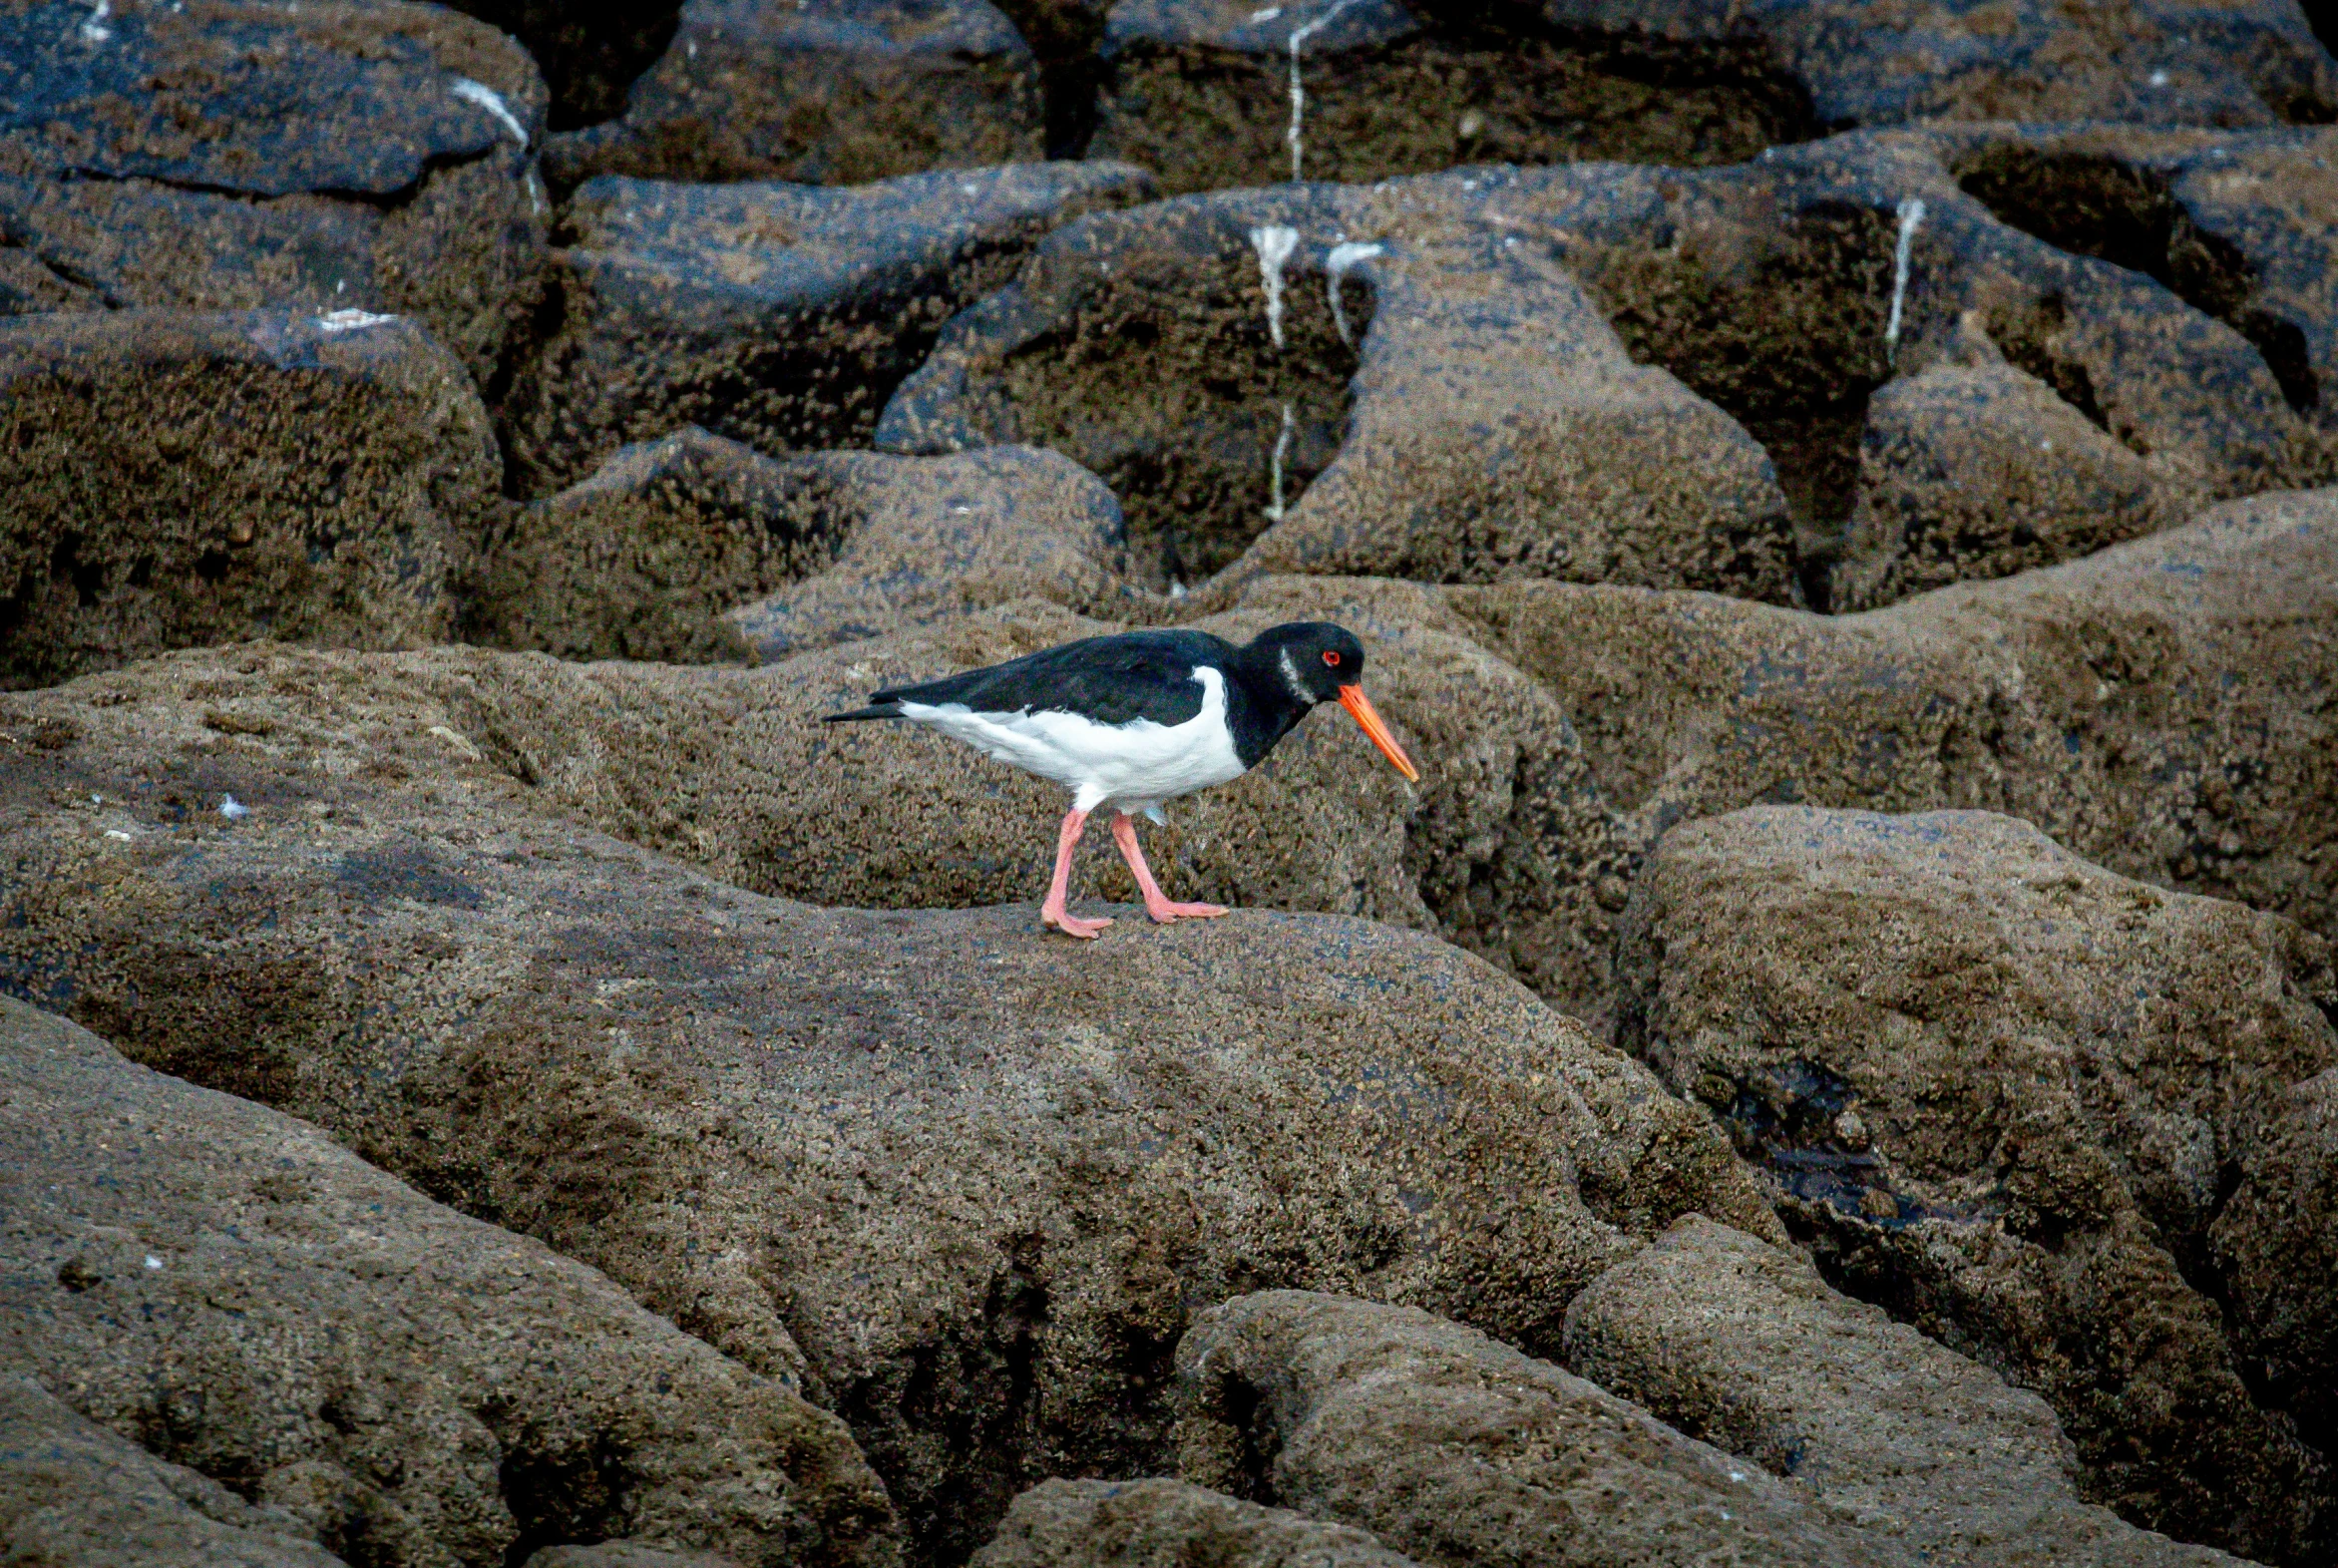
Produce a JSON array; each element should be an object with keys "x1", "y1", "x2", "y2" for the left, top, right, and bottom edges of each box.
[{"x1": 1337, "y1": 684, "x2": 1419, "y2": 782}]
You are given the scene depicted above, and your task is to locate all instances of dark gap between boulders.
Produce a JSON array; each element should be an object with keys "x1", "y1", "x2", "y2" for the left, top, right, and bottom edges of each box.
[
  {"x1": 1575, "y1": 199, "x2": 1898, "y2": 612},
  {"x1": 998, "y1": 241, "x2": 1368, "y2": 590},
  {"x1": 1957, "y1": 144, "x2": 2322, "y2": 415},
  {"x1": 440, "y1": 0, "x2": 683, "y2": 132}
]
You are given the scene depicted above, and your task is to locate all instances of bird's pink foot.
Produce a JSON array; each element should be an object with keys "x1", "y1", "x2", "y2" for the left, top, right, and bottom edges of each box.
[
  {"x1": 1143, "y1": 898, "x2": 1229, "y2": 924},
  {"x1": 1041, "y1": 901, "x2": 1114, "y2": 939}
]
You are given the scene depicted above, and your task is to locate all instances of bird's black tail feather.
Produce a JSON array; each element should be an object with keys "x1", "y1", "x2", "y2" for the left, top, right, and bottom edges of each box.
[{"x1": 823, "y1": 702, "x2": 906, "y2": 723}]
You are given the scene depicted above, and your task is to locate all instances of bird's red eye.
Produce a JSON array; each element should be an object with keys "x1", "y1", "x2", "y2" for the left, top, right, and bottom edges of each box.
[{"x1": 1323, "y1": 650, "x2": 1341, "y2": 666}]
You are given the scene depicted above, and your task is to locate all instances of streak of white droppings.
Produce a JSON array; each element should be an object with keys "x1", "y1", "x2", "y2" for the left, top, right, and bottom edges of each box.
[
  {"x1": 1284, "y1": 0, "x2": 1369, "y2": 182},
  {"x1": 219, "y1": 795, "x2": 251, "y2": 820},
  {"x1": 1264, "y1": 400, "x2": 1295, "y2": 521},
  {"x1": 1325, "y1": 238, "x2": 1381, "y2": 345},
  {"x1": 527, "y1": 169, "x2": 547, "y2": 217},
  {"x1": 1249, "y1": 222, "x2": 1300, "y2": 348},
  {"x1": 450, "y1": 77, "x2": 529, "y2": 147},
  {"x1": 1884, "y1": 196, "x2": 1925, "y2": 360},
  {"x1": 1250, "y1": 5, "x2": 1281, "y2": 17},
  {"x1": 316, "y1": 308, "x2": 396, "y2": 332},
  {"x1": 79, "y1": 0, "x2": 111, "y2": 43}
]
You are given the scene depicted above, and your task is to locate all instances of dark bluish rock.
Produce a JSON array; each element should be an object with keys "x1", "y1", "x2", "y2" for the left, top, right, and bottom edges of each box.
[
  {"x1": 0, "y1": 0, "x2": 549, "y2": 383},
  {"x1": 540, "y1": 0, "x2": 1045, "y2": 188},
  {"x1": 500, "y1": 160, "x2": 1154, "y2": 496}
]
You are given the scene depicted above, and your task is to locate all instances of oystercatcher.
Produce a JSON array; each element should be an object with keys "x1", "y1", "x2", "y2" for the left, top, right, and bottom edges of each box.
[{"x1": 825, "y1": 622, "x2": 1418, "y2": 938}]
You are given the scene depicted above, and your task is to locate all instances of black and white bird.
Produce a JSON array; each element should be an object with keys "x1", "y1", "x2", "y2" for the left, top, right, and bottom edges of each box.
[{"x1": 825, "y1": 622, "x2": 1419, "y2": 938}]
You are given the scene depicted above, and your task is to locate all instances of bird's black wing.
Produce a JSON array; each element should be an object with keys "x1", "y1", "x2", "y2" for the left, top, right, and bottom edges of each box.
[{"x1": 834, "y1": 630, "x2": 1236, "y2": 726}]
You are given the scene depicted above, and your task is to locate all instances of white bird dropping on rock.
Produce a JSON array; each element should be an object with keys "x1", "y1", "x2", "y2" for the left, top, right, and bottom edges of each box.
[
  {"x1": 1885, "y1": 196, "x2": 1926, "y2": 361},
  {"x1": 1250, "y1": 223, "x2": 1300, "y2": 349},
  {"x1": 1284, "y1": 0, "x2": 1368, "y2": 182},
  {"x1": 1265, "y1": 401, "x2": 1296, "y2": 521},
  {"x1": 450, "y1": 78, "x2": 529, "y2": 147},
  {"x1": 1325, "y1": 240, "x2": 1381, "y2": 345}
]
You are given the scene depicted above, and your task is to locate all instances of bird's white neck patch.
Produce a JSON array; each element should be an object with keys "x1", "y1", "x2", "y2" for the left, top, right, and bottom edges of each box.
[{"x1": 1277, "y1": 646, "x2": 1313, "y2": 706}]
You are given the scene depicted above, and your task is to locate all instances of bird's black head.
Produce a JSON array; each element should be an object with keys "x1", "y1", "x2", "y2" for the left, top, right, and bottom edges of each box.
[
  {"x1": 1244, "y1": 621, "x2": 1368, "y2": 707},
  {"x1": 1237, "y1": 621, "x2": 1417, "y2": 781}
]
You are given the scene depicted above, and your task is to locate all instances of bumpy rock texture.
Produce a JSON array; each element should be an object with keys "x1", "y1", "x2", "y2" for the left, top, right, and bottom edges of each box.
[
  {"x1": 1612, "y1": 806, "x2": 2338, "y2": 1562},
  {"x1": 1564, "y1": 1216, "x2": 2237, "y2": 1567},
  {"x1": 1173, "y1": 1290, "x2": 1902, "y2": 1566},
  {"x1": 504, "y1": 163, "x2": 1153, "y2": 496},
  {"x1": 972, "y1": 1477, "x2": 1421, "y2": 1568},
  {"x1": 0, "y1": 311, "x2": 500, "y2": 691},
  {"x1": 0, "y1": 1375, "x2": 349, "y2": 1568},
  {"x1": 0, "y1": 0, "x2": 549, "y2": 384},
  {"x1": 469, "y1": 430, "x2": 1129, "y2": 662},
  {"x1": 0, "y1": 654, "x2": 1776, "y2": 1564},
  {"x1": 543, "y1": 0, "x2": 1044, "y2": 189},
  {"x1": 0, "y1": 994, "x2": 898, "y2": 1568}
]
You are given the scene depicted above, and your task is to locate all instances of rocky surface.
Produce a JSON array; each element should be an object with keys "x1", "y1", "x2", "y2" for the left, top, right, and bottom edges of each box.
[
  {"x1": 0, "y1": 310, "x2": 500, "y2": 691},
  {"x1": 1565, "y1": 1215, "x2": 2236, "y2": 1567},
  {"x1": 542, "y1": 0, "x2": 1044, "y2": 189},
  {"x1": 879, "y1": 181, "x2": 1795, "y2": 598},
  {"x1": 0, "y1": 993, "x2": 897, "y2": 1568},
  {"x1": 0, "y1": 0, "x2": 549, "y2": 384},
  {"x1": 6, "y1": 0, "x2": 2338, "y2": 1560},
  {"x1": 0, "y1": 1375, "x2": 349, "y2": 1568},
  {"x1": 1173, "y1": 1289, "x2": 1903, "y2": 1566},
  {"x1": 972, "y1": 1477, "x2": 1420, "y2": 1568},
  {"x1": 0, "y1": 656, "x2": 1775, "y2": 1563},
  {"x1": 1610, "y1": 806, "x2": 2338, "y2": 1561},
  {"x1": 470, "y1": 430, "x2": 1129, "y2": 663},
  {"x1": 502, "y1": 162, "x2": 1152, "y2": 496}
]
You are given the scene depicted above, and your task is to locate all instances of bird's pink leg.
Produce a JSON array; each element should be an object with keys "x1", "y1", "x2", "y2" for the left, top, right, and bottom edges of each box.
[
  {"x1": 1112, "y1": 812, "x2": 1229, "y2": 923},
  {"x1": 1040, "y1": 807, "x2": 1112, "y2": 939}
]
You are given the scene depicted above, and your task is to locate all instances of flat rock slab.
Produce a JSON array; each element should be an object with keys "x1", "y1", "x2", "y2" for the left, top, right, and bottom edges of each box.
[
  {"x1": 0, "y1": 310, "x2": 500, "y2": 691},
  {"x1": 502, "y1": 160, "x2": 1153, "y2": 496},
  {"x1": 542, "y1": 0, "x2": 1042, "y2": 189},
  {"x1": 0, "y1": 0, "x2": 548, "y2": 382},
  {"x1": 1610, "y1": 805, "x2": 2338, "y2": 1561},
  {"x1": 0, "y1": 995, "x2": 898, "y2": 1568},
  {"x1": 973, "y1": 1476, "x2": 1421, "y2": 1568},
  {"x1": 0, "y1": 666, "x2": 1775, "y2": 1563},
  {"x1": 0, "y1": 1375, "x2": 348, "y2": 1568},
  {"x1": 1564, "y1": 1216, "x2": 2240, "y2": 1568},
  {"x1": 1175, "y1": 1289, "x2": 1907, "y2": 1566},
  {"x1": 468, "y1": 428, "x2": 1129, "y2": 663}
]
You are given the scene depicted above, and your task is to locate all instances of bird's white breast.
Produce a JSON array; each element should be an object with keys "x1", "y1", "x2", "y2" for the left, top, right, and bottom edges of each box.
[{"x1": 900, "y1": 665, "x2": 1247, "y2": 814}]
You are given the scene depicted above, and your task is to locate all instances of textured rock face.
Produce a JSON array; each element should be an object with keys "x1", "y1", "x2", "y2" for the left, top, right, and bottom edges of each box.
[
  {"x1": 1089, "y1": 0, "x2": 1818, "y2": 196},
  {"x1": 0, "y1": 311, "x2": 500, "y2": 691},
  {"x1": 1173, "y1": 1290, "x2": 1904, "y2": 1567},
  {"x1": 502, "y1": 163, "x2": 1153, "y2": 496},
  {"x1": 0, "y1": 0, "x2": 548, "y2": 384},
  {"x1": 0, "y1": 1375, "x2": 349, "y2": 1568},
  {"x1": 880, "y1": 180, "x2": 1796, "y2": 600},
  {"x1": 1610, "y1": 806, "x2": 2338, "y2": 1562},
  {"x1": 0, "y1": 994, "x2": 899, "y2": 1568},
  {"x1": 2210, "y1": 1068, "x2": 2338, "y2": 1468},
  {"x1": 542, "y1": 0, "x2": 1044, "y2": 189},
  {"x1": 468, "y1": 429, "x2": 1129, "y2": 663},
  {"x1": 972, "y1": 1477, "x2": 1420, "y2": 1568},
  {"x1": 1563, "y1": 1216, "x2": 2238, "y2": 1568},
  {"x1": 1832, "y1": 356, "x2": 2174, "y2": 611},
  {"x1": 0, "y1": 657, "x2": 1774, "y2": 1565}
]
